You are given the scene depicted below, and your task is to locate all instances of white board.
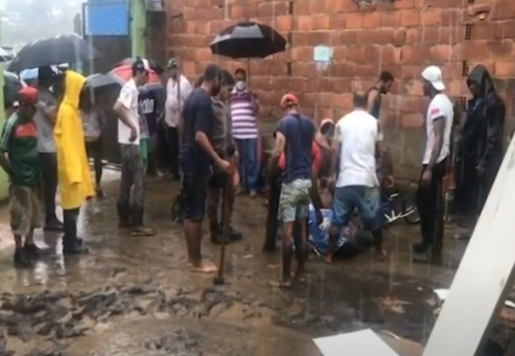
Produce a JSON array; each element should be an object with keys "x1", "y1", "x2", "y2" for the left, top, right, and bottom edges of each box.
[
  {"x1": 423, "y1": 137, "x2": 515, "y2": 356},
  {"x1": 314, "y1": 329, "x2": 399, "y2": 356}
]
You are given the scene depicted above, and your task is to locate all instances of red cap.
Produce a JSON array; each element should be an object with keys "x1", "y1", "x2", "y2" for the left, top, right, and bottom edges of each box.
[
  {"x1": 280, "y1": 93, "x2": 299, "y2": 109},
  {"x1": 18, "y1": 86, "x2": 38, "y2": 105}
]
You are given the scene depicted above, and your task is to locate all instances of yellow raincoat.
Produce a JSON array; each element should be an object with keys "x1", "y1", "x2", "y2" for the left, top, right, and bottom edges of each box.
[{"x1": 54, "y1": 71, "x2": 94, "y2": 210}]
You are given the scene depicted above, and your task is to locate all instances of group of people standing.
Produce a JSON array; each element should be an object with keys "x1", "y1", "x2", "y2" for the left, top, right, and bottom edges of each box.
[{"x1": 1, "y1": 58, "x2": 507, "y2": 280}]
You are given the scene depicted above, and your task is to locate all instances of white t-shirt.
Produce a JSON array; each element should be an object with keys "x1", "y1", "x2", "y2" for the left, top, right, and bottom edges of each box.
[
  {"x1": 116, "y1": 79, "x2": 140, "y2": 146},
  {"x1": 165, "y1": 75, "x2": 192, "y2": 128},
  {"x1": 422, "y1": 93, "x2": 454, "y2": 165},
  {"x1": 335, "y1": 109, "x2": 380, "y2": 188}
]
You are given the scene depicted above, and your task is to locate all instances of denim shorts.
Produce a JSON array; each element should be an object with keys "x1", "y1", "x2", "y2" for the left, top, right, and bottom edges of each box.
[{"x1": 331, "y1": 185, "x2": 381, "y2": 230}]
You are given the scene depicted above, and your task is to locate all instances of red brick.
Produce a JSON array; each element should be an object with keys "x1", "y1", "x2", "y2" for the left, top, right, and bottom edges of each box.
[
  {"x1": 400, "y1": 46, "x2": 430, "y2": 65},
  {"x1": 381, "y1": 46, "x2": 401, "y2": 63},
  {"x1": 425, "y1": 0, "x2": 463, "y2": 7},
  {"x1": 497, "y1": 21, "x2": 515, "y2": 39},
  {"x1": 329, "y1": 14, "x2": 346, "y2": 29},
  {"x1": 292, "y1": 1, "x2": 309, "y2": 16},
  {"x1": 345, "y1": 13, "x2": 364, "y2": 29},
  {"x1": 332, "y1": 78, "x2": 352, "y2": 92},
  {"x1": 407, "y1": 80, "x2": 424, "y2": 96},
  {"x1": 324, "y1": 0, "x2": 345, "y2": 13},
  {"x1": 473, "y1": 22, "x2": 498, "y2": 40},
  {"x1": 400, "y1": 9, "x2": 420, "y2": 27},
  {"x1": 440, "y1": 9, "x2": 461, "y2": 27},
  {"x1": 491, "y1": 1, "x2": 515, "y2": 21},
  {"x1": 488, "y1": 40, "x2": 513, "y2": 58},
  {"x1": 307, "y1": 32, "x2": 331, "y2": 46},
  {"x1": 230, "y1": 4, "x2": 245, "y2": 19},
  {"x1": 331, "y1": 63, "x2": 357, "y2": 77},
  {"x1": 291, "y1": 32, "x2": 308, "y2": 46},
  {"x1": 401, "y1": 113, "x2": 423, "y2": 128},
  {"x1": 423, "y1": 27, "x2": 442, "y2": 44},
  {"x1": 296, "y1": 16, "x2": 312, "y2": 31},
  {"x1": 395, "y1": 0, "x2": 414, "y2": 9},
  {"x1": 463, "y1": 41, "x2": 489, "y2": 61},
  {"x1": 381, "y1": 11, "x2": 401, "y2": 27},
  {"x1": 312, "y1": 15, "x2": 331, "y2": 30},
  {"x1": 332, "y1": 46, "x2": 347, "y2": 61},
  {"x1": 392, "y1": 30, "x2": 407, "y2": 47},
  {"x1": 420, "y1": 8, "x2": 441, "y2": 26},
  {"x1": 405, "y1": 28, "x2": 420, "y2": 45},
  {"x1": 355, "y1": 64, "x2": 378, "y2": 78},
  {"x1": 274, "y1": 15, "x2": 292, "y2": 32},
  {"x1": 346, "y1": 47, "x2": 367, "y2": 63},
  {"x1": 363, "y1": 12, "x2": 381, "y2": 29},
  {"x1": 308, "y1": 0, "x2": 326, "y2": 14},
  {"x1": 399, "y1": 96, "x2": 424, "y2": 112},
  {"x1": 336, "y1": 30, "x2": 358, "y2": 46},
  {"x1": 430, "y1": 44, "x2": 453, "y2": 64}
]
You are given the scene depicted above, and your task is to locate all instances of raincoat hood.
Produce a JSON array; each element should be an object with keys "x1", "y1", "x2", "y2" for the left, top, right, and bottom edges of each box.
[
  {"x1": 62, "y1": 70, "x2": 86, "y2": 109},
  {"x1": 467, "y1": 64, "x2": 495, "y2": 98}
]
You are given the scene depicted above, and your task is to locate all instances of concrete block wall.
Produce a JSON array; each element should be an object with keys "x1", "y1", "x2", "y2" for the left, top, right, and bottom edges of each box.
[{"x1": 163, "y1": 0, "x2": 515, "y2": 180}]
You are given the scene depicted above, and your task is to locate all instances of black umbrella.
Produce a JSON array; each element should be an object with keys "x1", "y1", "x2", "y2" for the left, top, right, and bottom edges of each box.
[
  {"x1": 116, "y1": 58, "x2": 165, "y2": 74},
  {"x1": 7, "y1": 33, "x2": 99, "y2": 72},
  {"x1": 210, "y1": 22, "x2": 287, "y2": 59},
  {"x1": 84, "y1": 73, "x2": 123, "y2": 90}
]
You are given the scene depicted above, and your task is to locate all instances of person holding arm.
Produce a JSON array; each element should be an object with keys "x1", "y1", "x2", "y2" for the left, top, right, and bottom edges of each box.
[
  {"x1": 413, "y1": 66, "x2": 454, "y2": 263},
  {"x1": 113, "y1": 58, "x2": 155, "y2": 236},
  {"x1": 180, "y1": 64, "x2": 231, "y2": 273}
]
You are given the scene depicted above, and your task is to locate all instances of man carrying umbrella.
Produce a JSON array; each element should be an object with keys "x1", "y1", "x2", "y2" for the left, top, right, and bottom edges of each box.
[
  {"x1": 180, "y1": 63, "x2": 231, "y2": 273},
  {"x1": 165, "y1": 57, "x2": 192, "y2": 180},
  {"x1": 34, "y1": 66, "x2": 63, "y2": 232},
  {"x1": 113, "y1": 58, "x2": 156, "y2": 236}
]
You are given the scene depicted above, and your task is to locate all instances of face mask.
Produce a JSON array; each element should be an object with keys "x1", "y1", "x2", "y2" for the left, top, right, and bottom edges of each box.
[{"x1": 235, "y1": 81, "x2": 246, "y2": 91}]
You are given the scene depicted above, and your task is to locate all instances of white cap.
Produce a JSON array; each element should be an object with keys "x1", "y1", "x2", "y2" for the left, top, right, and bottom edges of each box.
[{"x1": 421, "y1": 66, "x2": 445, "y2": 91}]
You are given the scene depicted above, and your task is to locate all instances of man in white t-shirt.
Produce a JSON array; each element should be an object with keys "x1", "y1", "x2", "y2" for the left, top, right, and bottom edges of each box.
[
  {"x1": 413, "y1": 66, "x2": 454, "y2": 263},
  {"x1": 113, "y1": 58, "x2": 155, "y2": 236},
  {"x1": 325, "y1": 92, "x2": 386, "y2": 263}
]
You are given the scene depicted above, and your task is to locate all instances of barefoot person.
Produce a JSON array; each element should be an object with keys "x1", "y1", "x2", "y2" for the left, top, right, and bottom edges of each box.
[
  {"x1": 326, "y1": 92, "x2": 386, "y2": 263},
  {"x1": 180, "y1": 64, "x2": 231, "y2": 273},
  {"x1": 54, "y1": 71, "x2": 94, "y2": 254},
  {"x1": 0, "y1": 87, "x2": 44, "y2": 267},
  {"x1": 269, "y1": 93, "x2": 316, "y2": 287}
]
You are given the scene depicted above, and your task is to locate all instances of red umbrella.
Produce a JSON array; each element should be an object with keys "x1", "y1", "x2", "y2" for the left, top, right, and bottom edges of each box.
[{"x1": 109, "y1": 64, "x2": 161, "y2": 85}]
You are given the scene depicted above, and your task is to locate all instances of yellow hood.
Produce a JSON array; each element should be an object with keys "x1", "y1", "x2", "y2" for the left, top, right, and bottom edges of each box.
[{"x1": 62, "y1": 70, "x2": 86, "y2": 109}]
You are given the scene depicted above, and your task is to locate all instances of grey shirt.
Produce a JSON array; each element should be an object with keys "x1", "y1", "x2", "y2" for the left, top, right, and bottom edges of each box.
[
  {"x1": 211, "y1": 98, "x2": 234, "y2": 156},
  {"x1": 34, "y1": 86, "x2": 57, "y2": 153}
]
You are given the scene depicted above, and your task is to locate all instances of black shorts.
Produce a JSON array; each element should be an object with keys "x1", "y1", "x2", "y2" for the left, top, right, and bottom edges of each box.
[
  {"x1": 182, "y1": 173, "x2": 209, "y2": 222},
  {"x1": 208, "y1": 170, "x2": 228, "y2": 190}
]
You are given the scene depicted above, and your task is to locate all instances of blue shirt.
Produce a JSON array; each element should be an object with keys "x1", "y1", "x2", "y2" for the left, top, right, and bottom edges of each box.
[{"x1": 276, "y1": 113, "x2": 316, "y2": 184}]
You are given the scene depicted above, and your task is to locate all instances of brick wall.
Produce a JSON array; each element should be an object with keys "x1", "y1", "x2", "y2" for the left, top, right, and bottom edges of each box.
[{"x1": 164, "y1": 0, "x2": 515, "y2": 180}]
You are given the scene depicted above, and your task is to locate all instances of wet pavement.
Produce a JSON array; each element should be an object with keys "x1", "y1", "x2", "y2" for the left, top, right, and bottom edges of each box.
[{"x1": 0, "y1": 170, "x2": 512, "y2": 355}]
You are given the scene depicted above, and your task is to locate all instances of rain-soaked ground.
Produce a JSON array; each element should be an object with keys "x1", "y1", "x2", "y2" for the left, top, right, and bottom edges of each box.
[{"x1": 1, "y1": 169, "x2": 514, "y2": 356}]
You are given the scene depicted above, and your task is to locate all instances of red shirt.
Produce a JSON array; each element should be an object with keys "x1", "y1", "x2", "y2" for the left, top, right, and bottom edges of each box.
[{"x1": 278, "y1": 142, "x2": 321, "y2": 174}]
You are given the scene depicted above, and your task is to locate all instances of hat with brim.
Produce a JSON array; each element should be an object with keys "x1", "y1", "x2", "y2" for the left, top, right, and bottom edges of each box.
[{"x1": 422, "y1": 66, "x2": 446, "y2": 91}]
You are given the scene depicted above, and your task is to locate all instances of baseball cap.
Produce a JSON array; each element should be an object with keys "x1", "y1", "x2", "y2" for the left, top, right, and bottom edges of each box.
[
  {"x1": 18, "y1": 86, "x2": 38, "y2": 106},
  {"x1": 167, "y1": 57, "x2": 178, "y2": 68},
  {"x1": 421, "y1": 66, "x2": 445, "y2": 91},
  {"x1": 132, "y1": 58, "x2": 151, "y2": 73},
  {"x1": 280, "y1": 93, "x2": 299, "y2": 109}
]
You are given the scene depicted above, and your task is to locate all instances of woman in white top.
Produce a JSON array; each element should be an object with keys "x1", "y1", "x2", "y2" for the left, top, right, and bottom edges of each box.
[{"x1": 80, "y1": 89, "x2": 104, "y2": 197}]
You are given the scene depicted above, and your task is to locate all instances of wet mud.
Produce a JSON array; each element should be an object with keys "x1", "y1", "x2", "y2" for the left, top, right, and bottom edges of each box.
[{"x1": 0, "y1": 171, "x2": 514, "y2": 355}]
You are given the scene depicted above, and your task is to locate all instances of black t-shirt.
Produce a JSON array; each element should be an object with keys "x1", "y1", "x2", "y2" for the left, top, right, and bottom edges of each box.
[
  {"x1": 179, "y1": 87, "x2": 215, "y2": 175},
  {"x1": 138, "y1": 89, "x2": 158, "y2": 135}
]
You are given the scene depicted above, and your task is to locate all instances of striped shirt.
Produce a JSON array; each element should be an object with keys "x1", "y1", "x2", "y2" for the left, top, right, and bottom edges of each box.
[{"x1": 230, "y1": 90, "x2": 258, "y2": 139}]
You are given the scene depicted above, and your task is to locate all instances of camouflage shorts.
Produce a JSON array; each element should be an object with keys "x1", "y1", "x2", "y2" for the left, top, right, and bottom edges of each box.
[
  {"x1": 9, "y1": 185, "x2": 44, "y2": 236},
  {"x1": 279, "y1": 178, "x2": 312, "y2": 222}
]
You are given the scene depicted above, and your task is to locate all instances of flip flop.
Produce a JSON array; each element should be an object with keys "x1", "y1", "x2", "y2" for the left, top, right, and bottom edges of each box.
[{"x1": 269, "y1": 280, "x2": 292, "y2": 289}]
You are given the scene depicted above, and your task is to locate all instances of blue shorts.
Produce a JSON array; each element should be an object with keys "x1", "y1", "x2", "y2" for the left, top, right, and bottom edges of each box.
[
  {"x1": 182, "y1": 174, "x2": 209, "y2": 222},
  {"x1": 331, "y1": 185, "x2": 381, "y2": 230}
]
